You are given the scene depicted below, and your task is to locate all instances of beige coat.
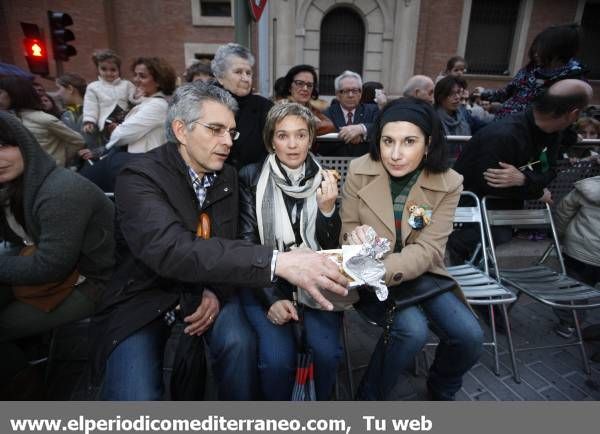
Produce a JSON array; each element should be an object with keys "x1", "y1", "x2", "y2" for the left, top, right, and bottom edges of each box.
[
  {"x1": 340, "y1": 154, "x2": 466, "y2": 303},
  {"x1": 18, "y1": 109, "x2": 84, "y2": 167}
]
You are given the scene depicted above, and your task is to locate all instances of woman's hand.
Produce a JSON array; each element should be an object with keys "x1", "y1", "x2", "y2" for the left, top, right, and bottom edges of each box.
[
  {"x1": 82, "y1": 122, "x2": 96, "y2": 134},
  {"x1": 78, "y1": 148, "x2": 94, "y2": 160},
  {"x1": 267, "y1": 300, "x2": 298, "y2": 326},
  {"x1": 344, "y1": 224, "x2": 375, "y2": 245},
  {"x1": 317, "y1": 170, "x2": 338, "y2": 214}
]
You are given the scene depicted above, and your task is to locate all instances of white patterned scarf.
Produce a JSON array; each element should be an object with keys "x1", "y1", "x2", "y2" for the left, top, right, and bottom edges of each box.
[{"x1": 256, "y1": 153, "x2": 323, "y2": 251}]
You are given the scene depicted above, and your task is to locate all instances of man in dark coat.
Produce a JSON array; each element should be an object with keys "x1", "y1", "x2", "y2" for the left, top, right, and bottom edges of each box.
[
  {"x1": 92, "y1": 83, "x2": 348, "y2": 400},
  {"x1": 449, "y1": 79, "x2": 593, "y2": 263},
  {"x1": 323, "y1": 71, "x2": 379, "y2": 157}
]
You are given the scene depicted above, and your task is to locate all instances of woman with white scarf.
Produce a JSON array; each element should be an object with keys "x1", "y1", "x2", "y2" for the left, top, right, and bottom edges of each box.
[{"x1": 238, "y1": 102, "x2": 342, "y2": 400}]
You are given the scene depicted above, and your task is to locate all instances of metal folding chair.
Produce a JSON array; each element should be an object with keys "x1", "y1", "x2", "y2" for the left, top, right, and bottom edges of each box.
[
  {"x1": 447, "y1": 191, "x2": 520, "y2": 382},
  {"x1": 482, "y1": 196, "x2": 600, "y2": 375}
]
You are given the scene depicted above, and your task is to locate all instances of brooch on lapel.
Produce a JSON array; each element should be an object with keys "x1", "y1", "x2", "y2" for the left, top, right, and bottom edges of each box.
[{"x1": 407, "y1": 203, "x2": 432, "y2": 230}]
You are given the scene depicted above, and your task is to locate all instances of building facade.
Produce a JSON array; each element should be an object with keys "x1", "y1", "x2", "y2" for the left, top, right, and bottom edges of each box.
[{"x1": 1, "y1": 0, "x2": 598, "y2": 102}]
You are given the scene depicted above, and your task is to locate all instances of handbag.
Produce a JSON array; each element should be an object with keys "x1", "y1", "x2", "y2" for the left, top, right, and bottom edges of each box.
[
  {"x1": 354, "y1": 272, "x2": 456, "y2": 326},
  {"x1": 12, "y1": 245, "x2": 79, "y2": 312}
]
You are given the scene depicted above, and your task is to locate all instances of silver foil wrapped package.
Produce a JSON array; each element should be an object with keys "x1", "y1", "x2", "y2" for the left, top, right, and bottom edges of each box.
[{"x1": 345, "y1": 228, "x2": 390, "y2": 301}]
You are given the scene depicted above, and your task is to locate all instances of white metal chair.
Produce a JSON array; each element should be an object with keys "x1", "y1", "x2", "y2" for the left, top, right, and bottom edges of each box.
[
  {"x1": 447, "y1": 191, "x2": 520, "y2": 382},
  {"x1": 482, "y1": 196, "x2": 600, "y2": 375}
]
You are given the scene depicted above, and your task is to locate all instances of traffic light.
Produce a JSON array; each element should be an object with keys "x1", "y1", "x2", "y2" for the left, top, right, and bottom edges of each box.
[
  {"x1": 20, "y1": 22, "x2": 49, "y2": 76},
  {"x1": 47, "y1": 10, "x2": 77, "y2": 61}
]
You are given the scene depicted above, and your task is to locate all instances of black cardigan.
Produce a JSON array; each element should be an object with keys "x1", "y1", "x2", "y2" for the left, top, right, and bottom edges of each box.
[{"x1": 238, "y1": 157, "x2": 341, "y2": 308}]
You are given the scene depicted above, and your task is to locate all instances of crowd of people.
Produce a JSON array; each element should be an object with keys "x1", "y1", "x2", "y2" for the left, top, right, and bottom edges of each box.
[{"x1": 1, "y1": 22, "x2": 599, "y2": 401}]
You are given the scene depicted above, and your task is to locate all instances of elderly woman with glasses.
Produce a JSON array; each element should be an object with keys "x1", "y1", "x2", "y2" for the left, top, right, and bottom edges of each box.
[
  {"x1": 211, "y1": 43, "x2": 273, "y2": 170},
  {"x1": 279, "y1": 65, "x2": 335, "y2": 141},
  {"x1": 238, "y1": 102, "x2": 343, "y2": 400}
]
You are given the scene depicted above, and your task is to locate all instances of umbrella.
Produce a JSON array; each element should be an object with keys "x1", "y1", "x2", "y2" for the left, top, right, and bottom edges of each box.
[
  {"x1": 290, "y1": 294, "x2": 317, "y2": 401},
  {"x1": 0, "y1": 62, "x2": 34, "y2": 79}
]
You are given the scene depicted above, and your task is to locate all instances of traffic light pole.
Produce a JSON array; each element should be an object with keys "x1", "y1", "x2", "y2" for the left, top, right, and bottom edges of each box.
[{"x1": 55, "y1": 59, "x2": 64, "y2": 76}]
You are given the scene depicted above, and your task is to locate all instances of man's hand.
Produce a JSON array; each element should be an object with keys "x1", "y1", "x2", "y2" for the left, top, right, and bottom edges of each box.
[
  {"x1": 483, "y1": 162, "x2": 526, "y2": 188},
  {"x1": 539, "y1": 188, "x2": 553, "y2": 205},
  {"x1": 183, "y1": 289, "x2": 220, "y2": 336},
  {"x1": 267, "y1": 300, "x2": 298, "y2": 325},
  {"x1": 275, "y1": 248, "x2": 348, "y2": 311},
  {"x1": 338, "y1": 124, "x2": 364, "y2": 144}
]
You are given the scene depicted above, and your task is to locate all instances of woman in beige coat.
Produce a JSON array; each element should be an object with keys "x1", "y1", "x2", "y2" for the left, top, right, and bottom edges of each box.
[
  {"x1": 0, "y1": 76, "x2": 84, "y2": 167},
  {"x1": 340, "y1": 97, "x2": 483, "y2": 400}
]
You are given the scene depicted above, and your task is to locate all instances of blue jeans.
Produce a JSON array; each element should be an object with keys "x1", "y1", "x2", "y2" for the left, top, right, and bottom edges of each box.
[
  {"x1": 240, "y1": 288, "x2": 343, "y2": 400},
  {"x1": 101, "y1": 295, "x2": 258, "y2": 400},
  {"x1": 356, "y1": 291, "x2": 483, "y2": 400}
]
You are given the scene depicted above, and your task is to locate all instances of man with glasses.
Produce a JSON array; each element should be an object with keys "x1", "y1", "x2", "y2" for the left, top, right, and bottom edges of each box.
[
  {"x1": 324, "y1": 70, "x2": 379, "y2": 156},
  {"x1": 92, "y1": 82, "x2": 348, "y2": 401}
]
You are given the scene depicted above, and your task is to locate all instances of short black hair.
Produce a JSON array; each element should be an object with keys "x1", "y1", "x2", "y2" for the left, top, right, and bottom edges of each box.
[
  {"x1": 360, "y1": 81, "x2": 384, "y2": 105},
  {"x1": 0, "y1": 76, "x2": 43, "y2": 112},
  {"x1": 445, "y1": 56, "x2": 466, "y2": 73},
  {"x1": 368, "y1": 97, "x2": 449, "y2": 174},
  {"x1": 184, "y1": 60, "x2": 213, "y2": 83},
  {"x1": 533, "y1": 87, "x2": 590, "y2": 117},
  {"x1": 281, "y1": 64, "x2": 319, "y2": 100},
  {"x1": 433, "y1": 75, "x2": 466, "y2": 107},
  {"x1": 530, "y1": 24, "x2": 580, "y2": 67}
]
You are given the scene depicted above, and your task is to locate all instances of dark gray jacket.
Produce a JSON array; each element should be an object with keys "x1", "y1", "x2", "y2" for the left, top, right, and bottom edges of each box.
[{"x1": 0, "y1": 111, "x2": 115, "y2": 286}]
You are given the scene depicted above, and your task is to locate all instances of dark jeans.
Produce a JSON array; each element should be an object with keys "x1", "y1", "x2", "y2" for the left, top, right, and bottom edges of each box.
[
  {"x1": 240, "y1": 288, "x2": 343, "y2": 400},
  {"x1": 554, "y1": 255, "x2": 600, "y2": 326},
  {"x1": 79, "y1": 148, "x2": 137, "y2": 193},
  {"x1": 100, "y1": 295, "x2": 259, "y2": 400},
  {"x1": 356, "y1": 291, "x2": 483, "y2": 400}
]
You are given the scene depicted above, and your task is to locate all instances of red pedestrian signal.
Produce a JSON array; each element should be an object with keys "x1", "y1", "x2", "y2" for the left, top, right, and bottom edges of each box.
[
  {"x1": 27, "y1": 40, "x2": 45, "y2": 57},
  {"x1": 20, "y1": 22, "x2": 49, "y2": 76}
]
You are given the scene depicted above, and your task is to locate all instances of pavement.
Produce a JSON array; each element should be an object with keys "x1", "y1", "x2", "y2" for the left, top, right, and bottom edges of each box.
[{"x1": 40, "y1": 238, "x2": 600, "y2": 401}]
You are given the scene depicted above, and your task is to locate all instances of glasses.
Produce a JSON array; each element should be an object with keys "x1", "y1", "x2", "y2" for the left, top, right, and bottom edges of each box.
[
  {"x1": 292, "y1": 80, "x2": 314, "y2": 90},
  {"x1": 339, "y1": 88, "x2": 362, "y2": 95},
  {"x1": 193, "y1": 122, "x2": 240, "y2": 141}
]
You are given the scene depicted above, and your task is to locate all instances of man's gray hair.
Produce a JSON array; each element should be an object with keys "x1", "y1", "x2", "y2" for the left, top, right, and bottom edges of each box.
[
  {"x1": 211, "y1": 43, "x2": 255, "y2": 79},
  {"x1": 165, "y1": 82, "x2": 238, "y2": 143},
  {"x1": 334, "y1": 70, "x2": 363, "y2": 92},
  {"x1": 402, "y1": 75, "x2": 433, "y2": 97}
]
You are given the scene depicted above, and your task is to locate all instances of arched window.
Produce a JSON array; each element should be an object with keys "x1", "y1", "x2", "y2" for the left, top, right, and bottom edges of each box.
[{"x1": 319, "y1": 7, "x2": 365, "y2": 94}]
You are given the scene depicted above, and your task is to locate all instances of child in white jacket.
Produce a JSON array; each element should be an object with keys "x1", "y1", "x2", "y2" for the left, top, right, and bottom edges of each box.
[{"x1": 82, "y1": 50, "x2": 138, "y2": 138}]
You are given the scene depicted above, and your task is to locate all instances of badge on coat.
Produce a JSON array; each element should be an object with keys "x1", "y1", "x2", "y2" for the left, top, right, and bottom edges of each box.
[{"x1": 407, "y1": 203, "x2": 432, "y2": 230}]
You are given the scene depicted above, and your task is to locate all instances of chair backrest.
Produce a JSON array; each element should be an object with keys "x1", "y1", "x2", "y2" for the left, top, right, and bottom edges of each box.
[
  {"x1": 316, "y1": 156, "x2": 353, "y2": 190},
  {"x1": 481, "y1": 196, "x2": 567, "y2": 275},
  {"x1": 453, "y1": 191, "x2": 492, "y2": 276}
]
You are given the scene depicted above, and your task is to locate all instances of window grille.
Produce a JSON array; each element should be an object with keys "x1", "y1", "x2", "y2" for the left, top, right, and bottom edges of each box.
[
  {"x1": 580, "y1": 2, "x2": 600, "y2": 80},
  {"x1": 200, "y1": 0, "x2": 231, "y2": 17},
  {"x1": 465, "y1": 0, "x2": 520, "y2": 75},
  {"x1": 319, "y1": 7, "x2": 365, "y2": 95}
]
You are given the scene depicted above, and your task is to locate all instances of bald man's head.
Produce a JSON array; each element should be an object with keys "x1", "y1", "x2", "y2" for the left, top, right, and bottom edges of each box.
[
  {"x1": 533, "y1": 79, "x2": 593, "y2": 132},
  {"x1": 402, "y1": 75, "x2": 435, "y2": 104}
]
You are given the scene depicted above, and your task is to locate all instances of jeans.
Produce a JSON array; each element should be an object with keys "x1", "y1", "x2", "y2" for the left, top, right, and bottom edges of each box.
[
  {"x1": 101, "y1": 295, "x2": 258, "y2": 400},
  {"x1": 356, "y1": 291, "x2": 483, "y2": 400},
  {"x1": 240, "y1": 288, "x2": 343, "y2": 400}
]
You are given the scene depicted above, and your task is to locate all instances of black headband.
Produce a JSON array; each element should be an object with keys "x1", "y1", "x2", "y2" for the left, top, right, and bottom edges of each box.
[{"x1": 380, "y1": 101, "x2": 433, "y2": 137}]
